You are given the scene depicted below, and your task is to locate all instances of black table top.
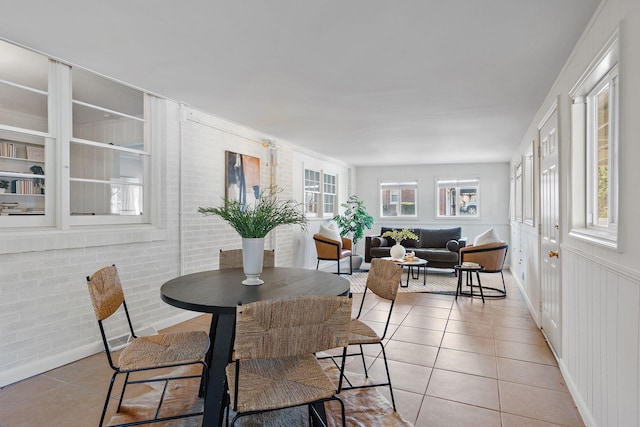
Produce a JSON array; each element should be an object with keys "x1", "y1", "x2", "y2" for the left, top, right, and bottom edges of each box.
[{"x1": 161, "y1": 267, "x2": 350, "y2": 315}]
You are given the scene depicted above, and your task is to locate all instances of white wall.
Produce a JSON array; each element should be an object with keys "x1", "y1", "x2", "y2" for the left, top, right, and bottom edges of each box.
[
  {"x1": 355, "y1": 162, "x2": 511, "y2": 252},
  {"x1": 509, "y1": 0, "x2": 640, "y2": 425}
]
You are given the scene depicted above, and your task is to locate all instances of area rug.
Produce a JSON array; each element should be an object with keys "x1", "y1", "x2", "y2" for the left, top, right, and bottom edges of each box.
[
  {"x1": 345, "y1": 267, "x2": 510, "y2": 296},
  {"x1": 345, "y1": 268, "x2": 458, "y2": 294},
  {"x1": 108, "y1": 364, "x2": 413, "y2": 426}
]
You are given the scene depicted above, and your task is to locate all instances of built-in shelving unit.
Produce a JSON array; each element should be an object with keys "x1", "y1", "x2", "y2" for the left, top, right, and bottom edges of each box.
[{"x1": 0, "y1": 140, "x2": 45, "y2": 215}]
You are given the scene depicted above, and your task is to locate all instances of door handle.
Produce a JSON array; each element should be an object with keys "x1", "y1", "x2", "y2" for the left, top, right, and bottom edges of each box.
[{"x1": 549, "y1": 250, "x2": 559, "y2": 258}]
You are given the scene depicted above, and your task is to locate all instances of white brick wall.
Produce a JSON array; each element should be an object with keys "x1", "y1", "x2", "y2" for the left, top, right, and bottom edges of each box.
[{"x1": 0, "y1": 98, "x2": 352, "y2": 387}]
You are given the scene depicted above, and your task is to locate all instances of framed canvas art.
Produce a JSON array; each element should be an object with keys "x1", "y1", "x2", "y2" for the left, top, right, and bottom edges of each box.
[{"x1": 225, "y1": 151, "x2": 260, "y2": 207}]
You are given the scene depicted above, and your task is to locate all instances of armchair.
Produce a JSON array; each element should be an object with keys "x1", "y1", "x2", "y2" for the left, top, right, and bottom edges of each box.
[
  {"x1": 313, "y1": 233, "x2": 353, "y2": 275},
  {"x1": 459, "y1": 241, "x2": 509, "y2": 295}
]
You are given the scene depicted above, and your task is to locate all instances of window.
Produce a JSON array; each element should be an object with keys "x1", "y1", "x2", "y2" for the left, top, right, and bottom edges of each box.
[
  {"x1": 514, "y1": 165, "x2": 522, "y2": 222},
  {"x1": 0, "y1": 40, "x2": 51, "y2": 227},
  {"x1": 323, "y1": 173, "x2": 336, "y2": 217},
  {"x1": 436, "y1": 178, "x2": 479, "y2": 218},
  {"x1": 70, "y1": 68, "x2": 148, "y2": 224},
  {"x1": 304, "y1": 169, "x2": 320, "y2": 215},
  {"x1": 587, "y1": 72, "x2": 617, "y2": 229},
  {"x1": 569, "y1": 31, "x2": 619, "y2": 248},
  {"x1": 304, "y1": 168, "x2": 337, "y2": 217},
  {"x1": 380, "y1": 182, "x2": 417, "y2": 218},
  {"x1": 0, "y1": 39, "x2": 152, "y2": 229},
  {"x1": 523, "y1": 144, "x2": 534, "y2": 225}
]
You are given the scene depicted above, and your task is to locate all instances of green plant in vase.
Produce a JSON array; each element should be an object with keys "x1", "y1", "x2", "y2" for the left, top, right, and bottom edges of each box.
[
  {"x1": 382, "y1": 228, "x2": 419, "y2": 260},
  {"x1": 0, "y1": 179, "x2": 9, "y2": 193},
  {"x1": 332, "y1": 195, "x2": 374, "y2": 249},
  {"x1": 333, "y1": 195, "x2": 374, "y2": 270},
  {"x1": 198, "y1": 186, "x2": 307, "y2": 285}
]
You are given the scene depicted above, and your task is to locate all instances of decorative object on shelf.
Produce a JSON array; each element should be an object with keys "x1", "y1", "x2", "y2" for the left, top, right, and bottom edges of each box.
[
  {"x1": 25, "y1": 145, "x2": 44, "y2": 162},
  {"x1": 332, "y1": 195, "x2": 374, "y2": 270},
  {"x1": 198, "y1": 186, "x2": 307, "y2": 285},
  {"x1": 0, "y1": 180, "x2": 9, "y2": 193},
  {"x1": 382, "y1": 228, "x2": 419, "y2": 260},
  {"x1": 29, "y1": 165, "x2": 44, "y2": 192}
]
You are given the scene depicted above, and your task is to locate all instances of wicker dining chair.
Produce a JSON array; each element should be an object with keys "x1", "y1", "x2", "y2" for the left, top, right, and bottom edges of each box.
[
  {"x1": 86, "y1": 265, "x2": 210, "y2": 427},
  {"x1": 219, "y1": 248, "x2": 275, "y2": 269},
  {"x1": 341, "y1": 257, "x2": 403, "y2": 410},
  {"x1": 226, "y1": 295, "x2": 352, "y2": 426}
]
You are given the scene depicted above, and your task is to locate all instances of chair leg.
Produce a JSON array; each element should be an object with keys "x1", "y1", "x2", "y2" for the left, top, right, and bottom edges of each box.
[
  {"x1": 359, "y1": 344, "x2": 368, "y2": 377},
  {"x1": 316, "y1": 259, "x2": 320, "y2": 270},
  {"x1": 379, "y1": 344, "x2": 396, "y2": 411},
  {"x1": 349, "y1": 255, "x2": 353, "y2": 275},
  {"x1": 337, "y1": 259, "x2": 341, "y2": 275},
  {"x1": 117, "y1": 371, "x2": 130, "y2": 412},
  {"x1": 99, "y1": 372, "x2": 119, "y2": 427},
  {"x1": 198, "y1": 361, "x2": 208, "y2": 398}
]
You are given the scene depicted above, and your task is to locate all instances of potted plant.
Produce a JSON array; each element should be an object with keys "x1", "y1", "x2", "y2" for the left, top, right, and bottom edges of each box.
[
  {"x1": 0, "y1": 180, "x2": 9, "y2": 193},
  {"x1": 198, "y1": 186, "x2": 307, "y2": 285},
  {"x1": 332, "y1": 195, "x2": 374, "y2": 268},
  {"x1": 382, "y1": 228, "x2": 419, "y2": 260}
]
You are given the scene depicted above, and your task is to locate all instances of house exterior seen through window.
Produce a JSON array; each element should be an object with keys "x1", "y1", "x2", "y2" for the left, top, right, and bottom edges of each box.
[
  {"x1": 436, "y1": 178, "x2": 479, "y2": 218},
  {"x1": 380, "y1": 181, "x2": 417, "y2": 217}
]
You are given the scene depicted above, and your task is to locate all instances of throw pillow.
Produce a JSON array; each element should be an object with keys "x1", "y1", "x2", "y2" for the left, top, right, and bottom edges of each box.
[
  {"x1": 318, "y1": 224, "x2": 343, "y2": 248},
  {"x1": 474, "y1": 228, "x2": 501, "y2": 246}
]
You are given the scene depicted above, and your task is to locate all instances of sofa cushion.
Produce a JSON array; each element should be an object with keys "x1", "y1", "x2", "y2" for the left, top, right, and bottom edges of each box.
[
  {"x1": 419, "y1": 228, "x2": 462, "y2": 248},
  {"x1": 446, "y1": 239, "x2": 460, "y2": 252},
  {"x1": 403, "y1": 228, "x2": 419, "y2": 247},
  {"x1": 414, "y1": 248, "x2": 458, "y2": 263},
  {"x1": 474, "y1": 227, "x2": 501, "y2": 246},
  {"x1": 318, "y1": 224, "x2": 342, "y2": 248},
  {"x1": 371, "y1": 236, "x2": 388, "y2": 247}
]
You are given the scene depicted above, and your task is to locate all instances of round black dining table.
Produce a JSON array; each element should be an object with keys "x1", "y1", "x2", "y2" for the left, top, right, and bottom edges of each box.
[{"x1": 160, "y1": 267, "x2": 350, "y2": 427}]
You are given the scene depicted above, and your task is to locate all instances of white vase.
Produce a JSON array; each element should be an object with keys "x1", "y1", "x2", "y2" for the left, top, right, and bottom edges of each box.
[
  {"x1": 242, "y1": 237, "x2": 265, "y2": 285},
  {"x1": 390, "y1": 243, "x2": 406, "y2": 260}
]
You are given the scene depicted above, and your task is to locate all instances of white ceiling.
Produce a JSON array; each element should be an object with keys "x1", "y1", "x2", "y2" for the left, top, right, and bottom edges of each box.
[{"x1": 0, "y1": 0, "x2": 600, "y2": 166}]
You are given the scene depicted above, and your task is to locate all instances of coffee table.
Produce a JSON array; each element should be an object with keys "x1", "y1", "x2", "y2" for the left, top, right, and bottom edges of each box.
[{"x1": 383, "y1": 257, "x2": 428, "y2": 287}]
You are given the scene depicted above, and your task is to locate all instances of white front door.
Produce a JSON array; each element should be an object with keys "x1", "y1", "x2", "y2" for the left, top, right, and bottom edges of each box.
[{"x1": 539, "y1": 103, "x2": 561, "y2": 355}]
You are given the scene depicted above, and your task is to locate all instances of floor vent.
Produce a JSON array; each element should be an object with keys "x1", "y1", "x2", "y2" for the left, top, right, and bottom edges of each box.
[{"x1": 107, "y1": 326, "x2": 158, "y2": 351}]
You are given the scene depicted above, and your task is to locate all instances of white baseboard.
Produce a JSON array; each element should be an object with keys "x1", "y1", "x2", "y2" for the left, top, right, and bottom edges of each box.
[
  {"x1": 0, "y1": 341, "x2": 103, "y2": 388},
  {"x1": 0, "y1": 311, "x2": 205, "y2": 388}
]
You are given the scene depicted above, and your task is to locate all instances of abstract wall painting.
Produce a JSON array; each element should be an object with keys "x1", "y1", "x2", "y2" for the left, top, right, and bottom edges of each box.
[{"x1": 225, "y1": 151, "x2": 260, "y2": 207}]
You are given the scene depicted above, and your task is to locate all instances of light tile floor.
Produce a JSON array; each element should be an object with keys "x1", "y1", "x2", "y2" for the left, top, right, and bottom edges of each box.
[{"x1": 0, "y1": 275, "x2": 585, "y2": 427}]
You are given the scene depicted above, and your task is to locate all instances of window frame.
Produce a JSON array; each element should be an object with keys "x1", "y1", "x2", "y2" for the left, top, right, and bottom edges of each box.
[
  {"x1": 303, "y1": 167, "x2": 337, "y2": 218},
  {"x1": 569, "y1": 30, "x2": 620, "y2": 250},
  {"x1": 379, "y1": 181, "x2": 418, "y2": 218},
  {"x1": 585, "y1": 69, "x2": 618, "y2": 233},
  {"x1": 322, "y1": 172, "x2": 337, "y2": 218},
  {"x1": 436, "y1": 178, "x2": 480, "y2": 219}
]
